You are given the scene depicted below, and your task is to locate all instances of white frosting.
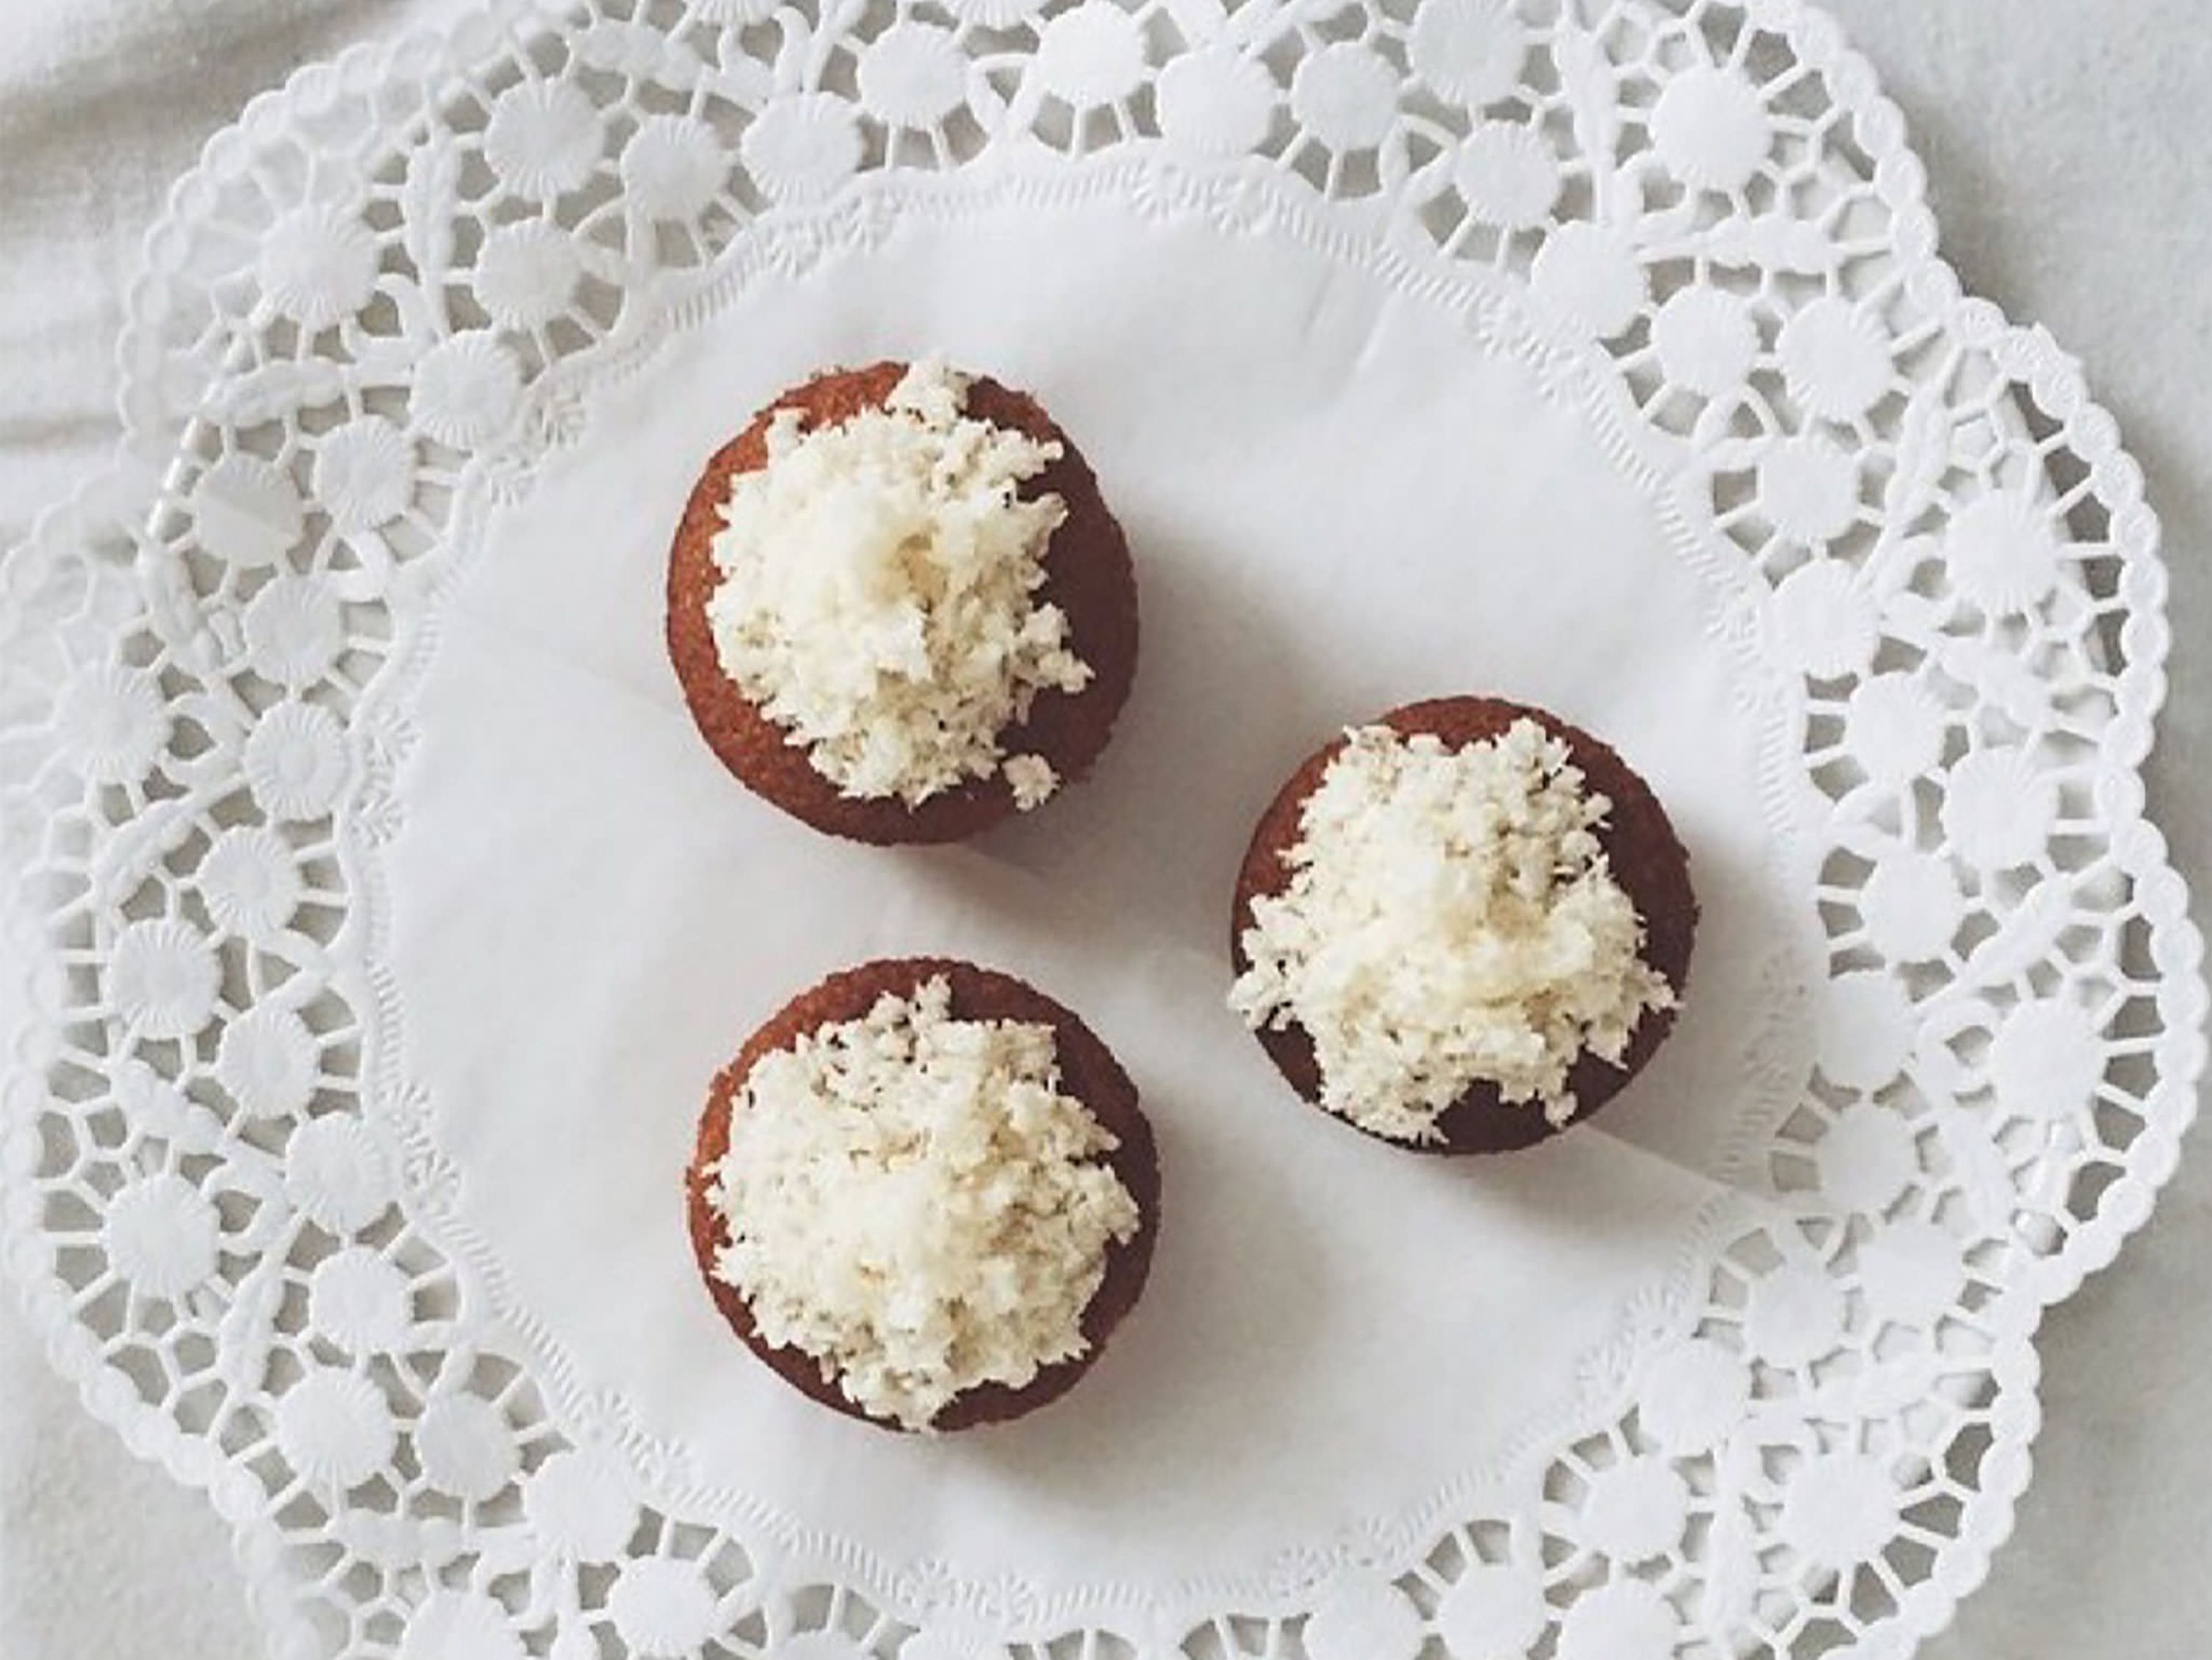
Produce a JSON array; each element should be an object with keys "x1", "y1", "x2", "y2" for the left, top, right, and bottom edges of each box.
[
  {"x1": 709, "y1": 975, "x2": 1141, "y2": 1430},
  {"x1": 704, "y1": 361, "x2": 1090, "y2": 806},
  {"x1": 1229, "y1": 719, "x2": 1677, "y2": 1142}
]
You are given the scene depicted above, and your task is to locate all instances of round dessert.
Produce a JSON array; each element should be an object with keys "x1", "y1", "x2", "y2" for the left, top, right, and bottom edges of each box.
[
  {"x1": 685, "y1": 958, "x2": 1160, "y2": 1432},
  {"x1": 1229, "y1": 696, "x2": 1696, "y2": 1154},
  {"x1": 666, "y1": 359, "x2": 1139, "y2": 844}
]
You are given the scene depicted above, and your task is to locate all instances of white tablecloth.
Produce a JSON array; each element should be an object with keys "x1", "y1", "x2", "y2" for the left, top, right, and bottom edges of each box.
[{"x1": 1, "y1": 3, "x2": 2206, "y2": 1655}]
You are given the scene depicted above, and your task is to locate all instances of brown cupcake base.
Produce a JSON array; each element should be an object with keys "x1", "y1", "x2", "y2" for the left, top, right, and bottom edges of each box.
[
  {"x1": 1230, "y1": 696, "x2": 1698, "y2": 1155},
  {"x1": 665, "y1": 362, "x2": 1139, "y2": 845},
  {"x1": 686, "y1": 957, "x2": 1161, "y2": 1432}
]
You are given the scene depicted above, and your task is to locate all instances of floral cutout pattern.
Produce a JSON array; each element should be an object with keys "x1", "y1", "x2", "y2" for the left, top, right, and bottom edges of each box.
[{"x1": 0, "y1": 1, "x2": 2202, "y2": 1658}]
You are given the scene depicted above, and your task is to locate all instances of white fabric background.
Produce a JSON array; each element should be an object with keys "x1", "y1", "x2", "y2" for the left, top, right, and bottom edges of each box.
[{"x1": 0, "y1": 2, "x2": 2205, "y2": 1655}]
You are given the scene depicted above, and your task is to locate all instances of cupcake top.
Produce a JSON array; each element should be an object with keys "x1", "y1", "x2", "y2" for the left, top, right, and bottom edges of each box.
[
  {"x1": 1230, "y1": 717, "x2": 1678, "y2": 1145},
  {"x1": 704, "y1": 973, "x2": 1141, "y2": 1431},
  {"x1": 703, "y1": 359, "x2": 1092, "y2": 809}
]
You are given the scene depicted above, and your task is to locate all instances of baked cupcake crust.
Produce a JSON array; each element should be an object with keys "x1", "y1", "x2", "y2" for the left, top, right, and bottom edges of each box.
[
  {"x1": 685, "y1": 957, "x2": 1161, "y2": 1431},
  {"x1": 665, "y1": 362, "x2": 1139, "y2": 844},
  {"x1": 1230, "y1": 696, "x2": 1698, "y2": 1155}
]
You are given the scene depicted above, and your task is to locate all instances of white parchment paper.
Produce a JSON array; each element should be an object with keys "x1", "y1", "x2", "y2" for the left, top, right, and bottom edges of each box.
[{"x1": 388, "y1": 202, "x2": 1795, "y2": 1599}]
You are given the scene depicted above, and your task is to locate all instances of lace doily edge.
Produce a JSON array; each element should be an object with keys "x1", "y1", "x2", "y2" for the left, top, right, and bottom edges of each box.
[{"x1": 0, "y1": 0, "x2": 2203, "y2": 1653}]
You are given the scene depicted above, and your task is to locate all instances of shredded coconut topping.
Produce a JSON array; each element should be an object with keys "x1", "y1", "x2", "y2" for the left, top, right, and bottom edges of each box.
[
  {"x1": 709, "y1": 976, "x2": 1141, "y2": 1430},
  {"x1": 1229, "y1": 719, "x2": 1677, "y2": 1143},
  {"x1": 1002, "y1": 752, "x2": 1060, "y2": 812},
  {"x1": 704, "y1": 361, "x2": 1092, "y2": 806}
]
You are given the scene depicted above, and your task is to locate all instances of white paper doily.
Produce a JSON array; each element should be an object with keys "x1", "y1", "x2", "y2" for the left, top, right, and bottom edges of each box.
[{"x1": 1, "y1": 1, "x2": 2203, "y2": 1657}]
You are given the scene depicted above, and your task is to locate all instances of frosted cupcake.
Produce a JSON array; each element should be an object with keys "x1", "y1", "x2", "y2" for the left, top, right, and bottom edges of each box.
[
  {"x1": 686, "y1": 958, "x2": 1160, "y2": 1431},
  {"x1": 1230, "y1": 696, "x2": 1696, "y2": 1154},
  {"x1": 666, "y1": 360, "x2": 1138, "y2": 843}
]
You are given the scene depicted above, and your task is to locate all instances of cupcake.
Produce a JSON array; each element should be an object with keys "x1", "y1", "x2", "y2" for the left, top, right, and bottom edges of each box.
[
  {"x1": 686, "y1": 958, "x2": 1160, "y2": 1431},
  {"x1": 666, "y1": 360, "x2": 1139, "y2": 844},
  {"x1": 1229, "y1": 696, "x2": 1696, "y2": 1154}
]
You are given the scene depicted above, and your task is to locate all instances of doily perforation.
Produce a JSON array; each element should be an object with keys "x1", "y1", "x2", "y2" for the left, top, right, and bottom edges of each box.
[{"x1": 3, "y1": 1, "x2": 2201, "y2": 1656}]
